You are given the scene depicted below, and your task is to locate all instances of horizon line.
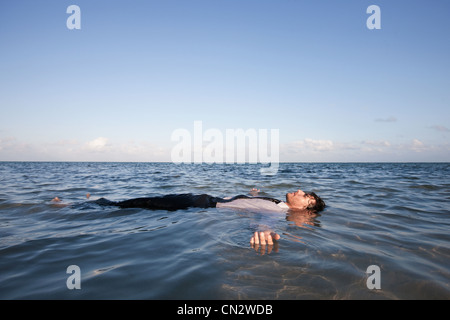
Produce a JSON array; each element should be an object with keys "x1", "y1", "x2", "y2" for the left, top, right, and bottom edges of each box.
[{"x1": 0, "y1": 160, "x2": 448, "y2": 164}]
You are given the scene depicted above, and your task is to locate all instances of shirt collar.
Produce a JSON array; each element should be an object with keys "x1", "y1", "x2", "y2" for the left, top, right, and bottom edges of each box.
[{"x1": 277, "y1": 201, "x2": 289, "y2": 209}]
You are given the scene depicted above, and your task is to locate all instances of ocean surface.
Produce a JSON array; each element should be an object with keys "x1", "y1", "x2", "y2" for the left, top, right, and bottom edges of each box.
[{"x1": 0, "y1": 162, "x2": 449, "y2": 299}]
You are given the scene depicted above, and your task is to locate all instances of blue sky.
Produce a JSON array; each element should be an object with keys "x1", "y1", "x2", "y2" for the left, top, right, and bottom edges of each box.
[{"x1": 0, "y1": 0, "x2": 449, "y2": 162}]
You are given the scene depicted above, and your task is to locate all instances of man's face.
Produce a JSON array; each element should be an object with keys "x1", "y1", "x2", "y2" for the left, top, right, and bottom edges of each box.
[{"x1": 286, "y1": 189, "x2": 316, "y2": 210}]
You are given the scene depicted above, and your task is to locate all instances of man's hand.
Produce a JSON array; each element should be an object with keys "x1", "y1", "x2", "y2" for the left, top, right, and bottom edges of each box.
[{"x1": 250, "y1": 231, "x2": 280, "y2": 255}]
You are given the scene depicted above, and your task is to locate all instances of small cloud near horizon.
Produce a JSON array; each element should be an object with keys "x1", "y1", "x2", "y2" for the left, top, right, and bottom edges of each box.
[{"x1": 430, "y1": 125, "x2": 450, "y2": 133}]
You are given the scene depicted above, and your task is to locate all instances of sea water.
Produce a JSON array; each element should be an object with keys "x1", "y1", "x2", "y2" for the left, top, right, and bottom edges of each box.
[{"x1": 0, "y1": 162, "x2": 449, "y2": 299}]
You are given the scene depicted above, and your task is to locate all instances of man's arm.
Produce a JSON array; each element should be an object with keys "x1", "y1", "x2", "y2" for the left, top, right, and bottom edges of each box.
[
  {"x1": 250, "y1": 230, "x2": 281, "y2": 255},
  {"x1": 246, "y1": 188, "x2": 281, "y2": 250},
  {"x1": 250, "y1": 230, "x2": 280, "y2": 245}
]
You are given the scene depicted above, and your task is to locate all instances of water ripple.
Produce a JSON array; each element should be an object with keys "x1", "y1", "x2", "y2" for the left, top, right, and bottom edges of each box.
[{"x1": 0, "y1": 162, "x2": 449, "y2": 299}]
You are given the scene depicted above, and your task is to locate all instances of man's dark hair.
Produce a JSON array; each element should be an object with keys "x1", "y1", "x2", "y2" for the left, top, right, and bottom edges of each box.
[{"x1": 307, "y1": 192, "x2": 326, "y2": 212}]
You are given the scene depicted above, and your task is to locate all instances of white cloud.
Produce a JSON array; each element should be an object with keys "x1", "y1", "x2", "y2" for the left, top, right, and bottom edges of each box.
[
  {"x1": 280, "y1": 137, "x2": 450, "y2": 162},
  {"x1": 412, "y1": 138, "x2": 424, "y2": 147},
  {"x1": 362, "y1": 140, "x2": 391, "y2": 147},
  {"x1": 1, "y1": 135, "x2": 449, "y2": 162},
  {"x1": 0, "y1": 137, "x2": 34, "y2": 158},
  {"x1": 85, "y1": 137, "x2": 110, "y2": 152},
  {"x1": 0, "y1": 136, "x2": 171, "y2": 162},
  {"x1": 280, "y1": 138, "x2": 338, "y2": 162},
  {"x1": 285, "y1": 138, "x2": 334, "y2": 153}
]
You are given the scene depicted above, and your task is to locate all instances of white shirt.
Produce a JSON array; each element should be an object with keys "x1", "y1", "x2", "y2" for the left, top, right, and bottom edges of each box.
[{"x1": 216, "y1": 198, "x2": 289, "y2": 213}]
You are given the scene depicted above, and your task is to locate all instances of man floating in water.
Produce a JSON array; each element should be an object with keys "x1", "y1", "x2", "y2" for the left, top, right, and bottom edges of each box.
[
  {"x1": 95, "y1": 188, "x2": 326, "y2": 247},
  {"x1": 98, "y1": 188, "x2": 324, "y2": 212},
  {"x1": 54, "y1": 189, "x2": 325, "y2": 211},
  {"x1": 53, "y1": 188, "x2": 325, "y2": 249}
]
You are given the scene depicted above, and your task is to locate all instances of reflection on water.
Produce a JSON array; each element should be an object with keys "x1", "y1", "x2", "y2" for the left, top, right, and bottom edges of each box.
[
  {"x1": 0, "y1": 162, "x2": 449, "y2": 299},
  {"x1": 286, "y1": 210, "x2": 322, "y2": 229}
]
